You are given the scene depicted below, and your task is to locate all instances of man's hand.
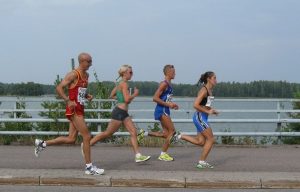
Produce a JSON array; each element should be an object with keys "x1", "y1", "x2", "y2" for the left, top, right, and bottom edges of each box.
[
  {"x1": 86, "y1": 94, "x2": 93, "y2": 102},
  {"x1": 168, "y1": 102, "x2": 179, "y2": 110}
]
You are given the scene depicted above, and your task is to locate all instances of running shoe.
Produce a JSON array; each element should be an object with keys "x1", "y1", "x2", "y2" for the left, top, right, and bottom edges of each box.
[
  {"x1": 137, "y1": 129, "x2": 145, "y2": 144},
  {"x1": 34, "y1": 139, "x2": 45, "y2": 157},
  {"x1": 170, "y1": 131, "x2": 181, "y2": 144},
  {"x1": 158, "y1": 153, "x2": 174, "y2": 161},
  {"x1": 196, "y1": 161, "x2": 214, "y2": 169},
  {"x1": 135, "y1": 155, "x2": 151, "y2": 163},
  {"x1": 85, "y1": 165, "x2": 105, "y2": 175}
]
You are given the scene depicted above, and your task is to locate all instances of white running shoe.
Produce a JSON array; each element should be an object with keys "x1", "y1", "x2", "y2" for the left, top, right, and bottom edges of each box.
[
  {"x1": 196, "y1": 161, "x2": 214, "y2": 169},
  {"x1": 85, "y1": 165, "x2": 105, "y2": 175},
  {"x1": 34, "y1": 139, "x2": 45, "y2": 157},
  {"x1": 170, "y1": 131, "x2": 181, "y2": 144}
]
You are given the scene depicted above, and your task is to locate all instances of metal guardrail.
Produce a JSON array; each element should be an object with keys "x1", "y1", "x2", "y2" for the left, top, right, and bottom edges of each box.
[
  {"x1": 0, "y1": 131, "x2": 300, "y2": 137},
  {"x1": 0, "y1": 98, "x2": 300, "y2": 137},
  {"x1": 0, "y1": 119, "x2": 299, "y2": 136},
  {"x1": 1, "y1": 118, "x2": 300, "y2": 123}
]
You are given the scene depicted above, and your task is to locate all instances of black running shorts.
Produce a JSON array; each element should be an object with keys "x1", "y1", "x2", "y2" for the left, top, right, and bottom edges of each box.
[{"x1": 111, "y1": 106, "x2": 129, "y2": 121}]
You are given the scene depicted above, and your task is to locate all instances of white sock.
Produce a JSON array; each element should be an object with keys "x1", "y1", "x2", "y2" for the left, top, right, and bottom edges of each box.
[
  {"x1": 160, "y1": 152, "x2": 166, "y2": 155},
  {"x1": 199, "y1": 160, "x2": 206, "y2": 164},
  {"x1": 135, "y1": 153, "x2": 141, "y2": 158},
  {"x1": 178, "y1": 134, "x2": 182, "y2": 139},
  {"x1": 86, "y1": 163, "x2": 92, "y2": 168},
  {"x1": 42, "y1": 141, "x2": 47, "y2": 147}
]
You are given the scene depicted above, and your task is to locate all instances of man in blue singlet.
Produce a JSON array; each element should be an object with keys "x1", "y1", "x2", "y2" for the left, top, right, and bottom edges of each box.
[{"x1": 148, "y1": 64, "x2": 179, "y2": 161}]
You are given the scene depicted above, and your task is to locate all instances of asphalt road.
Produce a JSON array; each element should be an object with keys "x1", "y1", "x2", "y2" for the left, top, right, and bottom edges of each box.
[
  {"x1": 1, "y1": 185, "x2": 299, "y2": 192},
  {"x1": 0, "y1": 144, "x2": 299, "y2": 172}
]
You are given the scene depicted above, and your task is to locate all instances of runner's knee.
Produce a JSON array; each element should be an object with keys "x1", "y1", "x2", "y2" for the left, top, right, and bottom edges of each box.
[
  {"x1": 65, "y1": 137, "x2": 76, "y2": 144},
  {"x1": 82, "y1": 133, "x2": 91, "y2": 141},
  {"x1": 197, "y1": 139, "x2": 205, "y2": 146},
  {"x1": 207, "y1": 137, "x2": 215, "y2": 144},
  {"x1": 128, "y1": 129, "x2": 137, "y2": 136}
]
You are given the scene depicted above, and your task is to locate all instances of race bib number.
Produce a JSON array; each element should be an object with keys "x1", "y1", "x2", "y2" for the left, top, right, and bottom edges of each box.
[
  {"x1": 77, "y1": 87, "x2": 87, "y2": 105},
  {"x1": 206, "y1": 96, "x2": 214, "y2": 107},
  {"x1": 166, "y1": 94, "x2": 173, "y2": 102}
]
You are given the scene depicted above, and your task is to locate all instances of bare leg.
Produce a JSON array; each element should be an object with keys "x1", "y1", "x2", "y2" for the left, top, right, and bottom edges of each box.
[
  {"x1": 160, "y1": 115, "x2": 175, "y2": 152},
  {"x1": 123, "y1": 117, "x2": 139, "y2": 154},
  {"x1": 90, "y1": 120, "x2": 122, "y2": 146},
  {"x1": 181, "y1": 133, "x2": 205, "y2": 146},
  {"x1": 45, "y1": 122, "x2": 78, "y2": 146},
  {"x1": 69, "y1": 115, "x2": 92, "y2": 164},
  {"x1": 148, "y1": 131, "x2": 164, "y2": 137},
  {"x1": 199, "y1": 128, "x2": 215, "y2": 161}
]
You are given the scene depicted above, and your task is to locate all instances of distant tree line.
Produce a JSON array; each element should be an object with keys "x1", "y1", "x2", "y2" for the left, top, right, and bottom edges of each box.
[
  {"x1": 0, "y1": 82, "x2": 53, "y2": 96},
  {"x1": 1, "y1": 80, "x2": 300, "y2": 98}
]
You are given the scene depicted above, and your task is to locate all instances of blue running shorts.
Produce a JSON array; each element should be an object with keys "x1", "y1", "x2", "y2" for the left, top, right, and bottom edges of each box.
[
  {"x1": 193, "y1": 111, "x2": 210, "y2": 133},
  {"x1": 154, "y1": 106, "x2": 170, "y2": 120}
]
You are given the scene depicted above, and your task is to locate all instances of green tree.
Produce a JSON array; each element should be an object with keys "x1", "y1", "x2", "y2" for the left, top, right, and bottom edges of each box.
[
  {"x1": 282, "y1": 91, "x2": 300, "y2": 144},
  {"x1": 37, "y1": 75, "x2": 69, "y2": 133},
  {"x1": 0, "y1": 83, "x2": 4, "y2": 95},
  {"x1": 85, "y1": 69, "x2": 112, "y2": 132},
  {"x1": 2, "y1": 98, "x2": 35, "y2": 144}
]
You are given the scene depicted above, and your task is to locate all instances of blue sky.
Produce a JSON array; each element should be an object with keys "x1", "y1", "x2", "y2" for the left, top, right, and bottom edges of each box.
[{"x1": 1, "y1": 0, "x2": 299, "y2": 84}]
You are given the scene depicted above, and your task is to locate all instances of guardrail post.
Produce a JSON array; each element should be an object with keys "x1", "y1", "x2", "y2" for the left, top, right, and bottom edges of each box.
[
  {"x1": 186, "y1": 99, "x2": 191, "y2": 119},
  {"x1": 97, "y1": 100, "x2": 101, "y2": 132}
]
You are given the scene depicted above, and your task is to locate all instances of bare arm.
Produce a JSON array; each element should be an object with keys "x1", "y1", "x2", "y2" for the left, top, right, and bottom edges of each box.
[
  {"x1": 121, "y1": 82, "x2": 138, "y2": 104},
  {"x1": 109, "y1": 86, "x2": 118, "y2": 99},
  {"x1": 56, "y1": 71, "x2": 77, "y2": 102},
  {"x1": 194, "y1": 88, "x2": 218, "y2": 115}
]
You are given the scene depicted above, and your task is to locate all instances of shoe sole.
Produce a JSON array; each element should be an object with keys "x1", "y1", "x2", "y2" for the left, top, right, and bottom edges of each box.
[
  {"x1": 158, "y1": 157, "x2": 174, "y2": 161},
  {"x1": 34, "y1": 139, "x2": 41, "y2": 157},
  {"x1": 135, "y1": 156, "x2": 151, "y2": 163},
  {"x1": 34, "y1": 149, "x2": 39, "y2": 157},
  {"x1": 170, "y1": 133, "x2": 178, "y2": 144},
  {"x1": 85, "y1": 170, "x2": 105, "y2": 175},
  {"x1": 196, "y1": 165, "x2": 214, "y2": 169}
]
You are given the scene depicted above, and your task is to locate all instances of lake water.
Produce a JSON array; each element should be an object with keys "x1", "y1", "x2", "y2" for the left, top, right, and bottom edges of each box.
[{"x1": 0, "y1": 96, "x2": 295, "y2": 133}]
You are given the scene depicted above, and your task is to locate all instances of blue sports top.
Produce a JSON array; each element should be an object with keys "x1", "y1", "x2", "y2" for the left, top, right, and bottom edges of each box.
[
  {"x1": 154, "y1": 80, "x2": 173, "y2": 120},
  {"x1": 157, "y1": 80, "x2": 173, "y2": 106}
]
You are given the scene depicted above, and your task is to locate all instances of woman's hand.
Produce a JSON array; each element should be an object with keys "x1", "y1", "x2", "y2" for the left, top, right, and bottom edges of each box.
[{"x1": 208, "y1": 108, "x2": 219, "y2": 115}]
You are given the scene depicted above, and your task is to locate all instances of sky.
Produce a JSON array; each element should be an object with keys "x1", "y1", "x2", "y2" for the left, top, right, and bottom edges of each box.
[{"x1": 1, "y1": 0, "x2": 300, "y2": 85}]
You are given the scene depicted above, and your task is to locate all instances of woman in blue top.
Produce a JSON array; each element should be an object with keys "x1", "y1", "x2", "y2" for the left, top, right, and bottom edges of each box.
[
  {"x1": 148, "y1": 64, "x2": 179, "y2": 161},
  {"x1": 173, "y1": 71, "x2": 218, "y2": 169},
  {"x1": 90, "y1": 64, "x2": 151, "y2": 163}
]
